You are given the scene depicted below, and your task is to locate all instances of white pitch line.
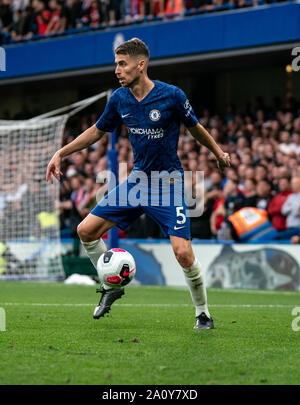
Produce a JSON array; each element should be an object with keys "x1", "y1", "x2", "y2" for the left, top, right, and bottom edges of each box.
[{"x1": 0, "y1": 303, "x2": 297, "y2": 308}]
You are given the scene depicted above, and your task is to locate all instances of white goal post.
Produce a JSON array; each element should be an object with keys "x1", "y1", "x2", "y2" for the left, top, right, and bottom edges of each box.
[{"x1": 0, "y1": 91, "x2": 109, "y2": 280}]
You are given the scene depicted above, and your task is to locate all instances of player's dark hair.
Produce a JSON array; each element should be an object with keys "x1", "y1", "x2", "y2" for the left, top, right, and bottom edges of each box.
[{"x1": 115, "y1": 38, "x2": 150, "y2": 59}]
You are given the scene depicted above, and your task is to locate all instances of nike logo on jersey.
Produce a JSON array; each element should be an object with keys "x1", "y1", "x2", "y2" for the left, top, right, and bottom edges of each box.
[
  {"x1": 121, "y1": 113, "x2": 130, "y2": 118},
  {"x1": 174, "y1": 225, "x2": 185, "y2": 230}
]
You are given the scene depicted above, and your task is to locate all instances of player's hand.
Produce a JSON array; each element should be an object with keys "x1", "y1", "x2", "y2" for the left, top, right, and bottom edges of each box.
[
  {"x1": 216, "y1": 152, "x2": 231, "y2": 173},
  {"x1": 46, "y1": 152, "x2": 63, "y2": 184}
]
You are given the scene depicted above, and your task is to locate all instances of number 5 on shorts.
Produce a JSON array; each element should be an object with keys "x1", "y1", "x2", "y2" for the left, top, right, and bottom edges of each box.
[{"x1": 176, "y1": 206, "x2": 186, "y2": 225}]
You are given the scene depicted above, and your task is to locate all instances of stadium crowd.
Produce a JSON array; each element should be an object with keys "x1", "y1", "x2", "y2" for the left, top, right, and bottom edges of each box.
[
  {"x1": 0, "y1": 0, "x2": 291, "y2": 44},
  {"x1": 46, "y1": 96, "x2": 300, "y2": 242}
]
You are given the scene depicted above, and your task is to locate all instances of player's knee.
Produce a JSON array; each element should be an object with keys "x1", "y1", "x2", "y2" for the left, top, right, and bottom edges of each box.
[
  {"x1": 77, "y1": 219, "x2": 108, "y2": 242},
  {"x1": 77, "y1": 222, "x2": 95, "y2": 242},
  {"x1": 77, "y1": 222, "x2": 86, "y2": 241}
]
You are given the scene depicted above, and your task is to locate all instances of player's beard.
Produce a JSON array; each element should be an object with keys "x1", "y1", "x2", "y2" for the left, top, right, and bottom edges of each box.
[{"x1": 120, "y1": 75, "x2": 139, "y2": 88}]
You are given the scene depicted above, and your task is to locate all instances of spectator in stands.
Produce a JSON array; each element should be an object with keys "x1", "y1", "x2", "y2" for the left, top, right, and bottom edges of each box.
[
  {"x1": 106, "y1": 0, "x2": 124, "y2": 26},
  {"x1": 190, "y1": 184, "x2": 214, "y2": 240},
  {"x1": 83, "y1": 175, "x2": 100, "y2": 210},
  {"x1": 263, "y1": 143, "x2": 276, "y2": 161},
  {"x1": 58, "y1": 171, "x2": 91, "y2": 237},
  {"x1": 282, "y1": 111, "x2": 294, "y2": 132},
  {"x1": 237, "y1": 163, "x2": 247, "y2": 190},
  {"x1": 243, "y1": 177, "x2": 256, "y2": 199},
  {"x1": 0, "y1": 0, "x2": 13, "y2": 34},
  {"x1": 7, "y1": 8, "x2": 23, "y2": 40},
  {"x1": 293, "y1": 117, "x2": 300, "y2": 133},
  {"x1": 84, "y1": 162, "x2": 95, "y2": 179},
  {"x1": 58, "y1": 169, "x2": 72, "y2": 232},
  {"x1": 165, "y1": 0, "x2": 182, "y2": 16},
  {"x1": 244, "y1": 178, "x2": 273, "y2": 210},
  {"x1": 261, "y1": 121, "x2": 272, "y2": 139},
  {"x1": 223, "y1": 178, "x2": 245, "y2": 217},
  {"x1": 281, "y1": 176, "x2": 300, "y2": 229},
  {"x1": 45, "y1": 0, "x2": 67, "y2": 34},
  {"x1": 267, "y1": 176, "x2": 292, "y2": 231},
  {"x1": 210, "y1": 194, "x2": 225, "y2": 238},
  {"x1": 224, "y1": 167, "x2": 239, "y2": 183},
  {"x1": 228, "y1": 151, "x2": 240, "y2": 169},
  {"x1": 217, "y1": 206, "x2": 274, "y2": 242},
  {"x1": 255, "y1": 163, "x2": 268, "y2": 183},
  {"x1": 207, "y1": 169, "x2": 223, "y2": 192},
  {"x1": 133, "y1": 0, "x2": 146, "y2": 20},
  {"x1": 244, "y1": 166, "x2": 255, "y2": 181},
  {"x1": 79, "y1": 0, "x2": 101, "y2": 27},
  {"x1": 279, "y1": 130, "x2": 294, "y2": 155},
  {"x1": 278, "y1": 165, "x2": 290, "y2": 179},
  {"x1": 290, "y1": 132, "x2": 300, "y2": 156},
  {"x1": 154, "y1": 0, "x2": 166, "y2": 18},
  {"x1": 65, "y1": 0, "x2": 81, "y2": 28},
  {"x1": 236, "y1": 136, "x2": 250, "y2": 158},
  {"x1": 1, "y1": 173, "x2": 28, "y2": 235},
  {"x1": 32, "y1": 0, "x2": 51, "y2": 36},
  {"x1": 69, "y1": 151, "x2": 86, "y2": 174},
  {"x1": 9, "y1": 6, "x2": 35, "y2": 41}
]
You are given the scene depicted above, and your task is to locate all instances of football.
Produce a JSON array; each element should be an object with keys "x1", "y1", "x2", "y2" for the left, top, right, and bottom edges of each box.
[{"x1": 97, "y1": 248, "x2": 136, "y2": 288}]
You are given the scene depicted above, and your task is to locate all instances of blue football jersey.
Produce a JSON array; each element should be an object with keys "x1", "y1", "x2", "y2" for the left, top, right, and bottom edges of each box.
[{"x1": 95, "y1": 80, "x2": 199, "y2": 174}]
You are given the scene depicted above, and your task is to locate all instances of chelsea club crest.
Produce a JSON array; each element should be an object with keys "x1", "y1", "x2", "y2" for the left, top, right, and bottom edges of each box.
[{"x1": 149, "y1": 109, "x2": 161, "y2": 122}]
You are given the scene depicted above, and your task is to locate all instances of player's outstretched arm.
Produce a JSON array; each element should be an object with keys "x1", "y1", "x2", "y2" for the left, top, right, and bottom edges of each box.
[
  {"x1": 46, "y1": 124, "x2": 105, "y2": 183},
  {"x1": 188, "y1": 123, "x2": 231, "y2": 172}
]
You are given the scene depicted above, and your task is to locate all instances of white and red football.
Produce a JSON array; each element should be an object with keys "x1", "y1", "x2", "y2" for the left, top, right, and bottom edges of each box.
[{"x1": 97, "y1": 248, "x2": 136, "y2": 288}]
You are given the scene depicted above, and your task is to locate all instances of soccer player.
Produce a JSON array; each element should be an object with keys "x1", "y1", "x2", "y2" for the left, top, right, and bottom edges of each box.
[{"x1": 46, "y1": 38, "x2": 230, "y2": 329}]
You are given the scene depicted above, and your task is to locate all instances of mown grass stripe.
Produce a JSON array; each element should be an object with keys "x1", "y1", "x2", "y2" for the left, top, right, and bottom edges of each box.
[{"x1": 0, "y1": 302, "x2": 297, "y2": 308}]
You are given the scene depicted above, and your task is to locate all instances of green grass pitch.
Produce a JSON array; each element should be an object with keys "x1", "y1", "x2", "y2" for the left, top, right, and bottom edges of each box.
[{"x1": 0, "y1": 282, "x2": 300, "y2": 385}]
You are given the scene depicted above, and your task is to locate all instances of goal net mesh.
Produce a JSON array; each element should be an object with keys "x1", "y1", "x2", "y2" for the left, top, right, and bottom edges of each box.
[{"x1": 0, "y1": 92, "x2": 108, "y2": 280}]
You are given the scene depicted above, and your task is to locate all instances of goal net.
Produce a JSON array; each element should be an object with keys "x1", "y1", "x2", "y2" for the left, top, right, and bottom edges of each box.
[{"x1": 0, "y1": 91, "x2": 108, "y2": 280}]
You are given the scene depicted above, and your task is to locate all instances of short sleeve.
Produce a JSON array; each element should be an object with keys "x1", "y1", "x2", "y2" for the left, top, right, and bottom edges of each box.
[
  {"x1": 95, "y1": 92, "x2": 121, "y2": 132},
  {"x1": 174, "y1": 87, "x2": 199, "y2": 128}
]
